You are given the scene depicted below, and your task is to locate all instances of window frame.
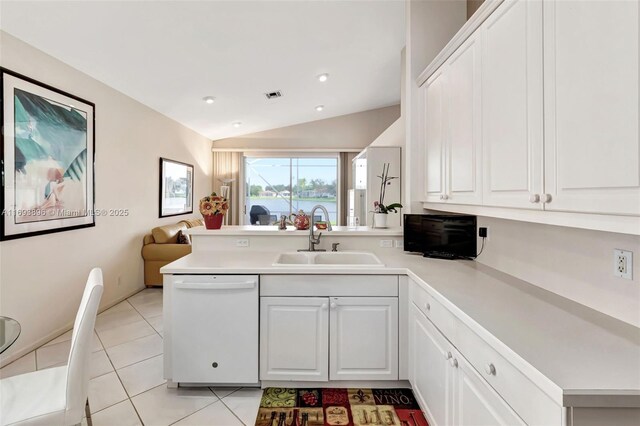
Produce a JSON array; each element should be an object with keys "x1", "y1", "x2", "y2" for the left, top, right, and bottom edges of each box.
[{"x1": 240, "y1": 152, "x2": 342, "y2": 225}]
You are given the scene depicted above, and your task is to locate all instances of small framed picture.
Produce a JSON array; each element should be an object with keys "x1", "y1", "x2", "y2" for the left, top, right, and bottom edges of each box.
[
  {"x1": 159, "y1": 157, "x2": 193, "y2": 218},
  {"x1": 1, "y1": 68, "x2": 95, "y2": 240}
]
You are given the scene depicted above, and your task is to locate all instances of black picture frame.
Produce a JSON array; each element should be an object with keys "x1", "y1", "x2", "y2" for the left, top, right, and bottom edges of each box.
[
  {"x1": 0, "y1": 68, "x2": 96, "y2": 241},
  {"x1": 159, "y1": 157, "x2": 194, "y2": 218}
]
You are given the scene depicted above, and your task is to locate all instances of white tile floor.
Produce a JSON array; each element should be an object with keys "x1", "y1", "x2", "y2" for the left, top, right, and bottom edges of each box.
[{"x1": 0, "y1": 288, "x2": 263, "y2": 426}]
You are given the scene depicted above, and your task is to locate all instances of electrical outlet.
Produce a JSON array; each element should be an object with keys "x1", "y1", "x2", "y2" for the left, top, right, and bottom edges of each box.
[
  {"x1": 395, "y1": 240, "x2": 404, "y2": 249},
  {"x1": 235, "y1": 238, "x2": 250, "y2": 247},
  {"x1": 613, "y1": 249, "x2": 633, "y2": 280},
  {"x1": 380, "y1": 239, "x2": 393, "y2": 248}
]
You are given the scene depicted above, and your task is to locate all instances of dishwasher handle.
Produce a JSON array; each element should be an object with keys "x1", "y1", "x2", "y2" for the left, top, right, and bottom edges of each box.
[{"x1": 173, "y1": 280, "x2": 257, "y2": 290}]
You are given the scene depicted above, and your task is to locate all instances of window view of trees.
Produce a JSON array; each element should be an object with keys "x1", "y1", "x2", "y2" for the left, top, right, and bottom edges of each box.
[{"x1": 245, "y1": 157, "x2": 338, "y2": 225}]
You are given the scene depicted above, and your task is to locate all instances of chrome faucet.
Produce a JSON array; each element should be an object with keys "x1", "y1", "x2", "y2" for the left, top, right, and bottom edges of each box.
[{"x1": 299, "y1": 205, "x2": 333, "y2": 252}]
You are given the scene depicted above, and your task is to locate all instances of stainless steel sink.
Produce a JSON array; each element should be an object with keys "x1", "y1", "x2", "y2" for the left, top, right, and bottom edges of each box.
[{"x1": 273, "y1": 251, "x2": 384, "y2": 267}]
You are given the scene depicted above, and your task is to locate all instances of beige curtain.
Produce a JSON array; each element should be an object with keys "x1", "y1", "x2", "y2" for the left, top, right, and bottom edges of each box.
[
  {"x1": 339, "y1": 152, "x2": 357, "y2": 225},
  {"x1": 212, "y1": 151, "x2": 242, "y2": 225}
]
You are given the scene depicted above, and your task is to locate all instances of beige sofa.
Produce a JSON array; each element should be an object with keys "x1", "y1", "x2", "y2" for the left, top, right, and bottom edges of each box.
[{"x1": 141, "y1": 218, "x2": 203, "y2": 287}]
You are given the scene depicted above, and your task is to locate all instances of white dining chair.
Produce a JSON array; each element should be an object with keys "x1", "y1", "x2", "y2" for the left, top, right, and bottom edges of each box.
[{"x1": 0, "y1": 268, "x2": 104, "y2": 426}]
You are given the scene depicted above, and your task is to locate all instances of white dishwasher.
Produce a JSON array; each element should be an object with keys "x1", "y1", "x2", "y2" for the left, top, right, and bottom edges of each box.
[{"x1": 171, "y1": 275, "x2": 259, "y2": 384}]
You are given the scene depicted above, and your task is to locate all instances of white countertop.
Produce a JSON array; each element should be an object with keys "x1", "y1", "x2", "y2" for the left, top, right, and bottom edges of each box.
[
  {"x1": 185, "y1": 225, "x2": 403, "y2": 237},
  {"x1": 161, "y1": 250, "x2": 640, "y2": 407}
]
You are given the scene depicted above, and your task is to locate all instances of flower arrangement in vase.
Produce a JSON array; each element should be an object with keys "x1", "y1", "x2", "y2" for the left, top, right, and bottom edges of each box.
[
  {"x1": 199, "y1": 192, "x2": 229, "y2": 230},
  {"x1": 372, "y1": 163, "x2": 402, "y2": 228}
]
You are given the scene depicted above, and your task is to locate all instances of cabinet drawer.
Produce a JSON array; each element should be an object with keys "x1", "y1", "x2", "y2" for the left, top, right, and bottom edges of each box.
[
  {"x1": 261, "y1": 275, "x2": 398, "y2": 297},
  {"x1": 409, "y1": 281, "x2": 457, "y2": 345},
  {"x1": 457, "y1": 322, "x2": 562, "y2": 426}
]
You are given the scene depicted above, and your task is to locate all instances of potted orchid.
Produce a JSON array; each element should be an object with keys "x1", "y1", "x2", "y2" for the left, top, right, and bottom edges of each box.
[
  {"x1": 199, "y1": 192, "x2": 229, "y2": 230},
  {"x1": 372, "y1": 163, "x2": 402, "y2": 228}
]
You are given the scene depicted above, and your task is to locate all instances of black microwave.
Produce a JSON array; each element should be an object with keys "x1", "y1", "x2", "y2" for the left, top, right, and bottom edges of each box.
[{"x1": 404, "y1": 214, "x2": 477, "y2": 259}]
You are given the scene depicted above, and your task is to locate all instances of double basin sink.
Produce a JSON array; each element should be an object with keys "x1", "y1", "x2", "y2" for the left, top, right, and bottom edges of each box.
[{"x1": 273, "y1": 251, "x2": 384, "y2": 267}]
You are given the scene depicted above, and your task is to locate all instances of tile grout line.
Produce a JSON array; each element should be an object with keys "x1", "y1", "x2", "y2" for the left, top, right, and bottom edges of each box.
[
  {"x1": 216, "y1": 390, "x2": 251, "y2": 426},
  {"x1": 127, "y1": 298, "x2": 164, "y2": 339},
  {"x1": 165, "y1": 387, "x2": 221, "y2": 426},
  {"x1": 92, "y1": 300, "x2": 145, "y2": 424}
]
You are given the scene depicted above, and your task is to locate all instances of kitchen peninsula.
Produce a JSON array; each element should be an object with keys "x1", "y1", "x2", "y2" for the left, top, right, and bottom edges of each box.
[{"x1": 160, "y1": 226, "x2": 640, "y2": 426}]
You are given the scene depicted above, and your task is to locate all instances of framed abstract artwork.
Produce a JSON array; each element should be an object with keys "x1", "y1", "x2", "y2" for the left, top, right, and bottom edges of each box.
[
  {"x1": 0, "y1": 68, "x2": 95, "y2": 240},
  {"x1": 159, "y1": 157, "x2": 193, "y2": 218}
]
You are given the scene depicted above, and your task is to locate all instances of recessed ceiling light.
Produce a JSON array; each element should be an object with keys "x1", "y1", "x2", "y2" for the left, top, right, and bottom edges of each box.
[
  {"x1": 317, "y1": 73, "x2": 329, "y2": 82},
  {"x1": 203, "y1": 96, "x2": 215, "y2": 104},
  {"x1": 232, "y1": 121, "x2": 242, "y2": 128},
  {"x1": 315, "y1": 105, "x2": 324, "y2": 112}
]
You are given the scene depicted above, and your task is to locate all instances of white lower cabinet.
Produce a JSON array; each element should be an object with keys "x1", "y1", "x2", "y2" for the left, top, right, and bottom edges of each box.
[
  {"x1": 409, "y1": 303, "x2": 455, "y2": 426},
  {"x1": 330, "y1": 297, "x2": 398, "y2": 381},
  {"x1": 260, "y1": 295, "x2": 399, "y2": 382},
  {"x1": 453, "y1": 349, "x2": 525, "y2": 426},
  {"x1": 260, "y1": 297, "x2": 329, "y2": 381},
  {"x1": 409, "y1": 302, "x2": 525, "y2": 426}
]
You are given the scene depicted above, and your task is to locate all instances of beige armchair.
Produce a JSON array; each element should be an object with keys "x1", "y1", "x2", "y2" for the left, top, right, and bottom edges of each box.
[{"x1": 141, "y1": 219, "x2": 203, "y2": 287}]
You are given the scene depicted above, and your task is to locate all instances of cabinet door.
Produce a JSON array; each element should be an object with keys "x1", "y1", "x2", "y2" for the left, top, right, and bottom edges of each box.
[
  {"x1": 543, "y1": 0, "x2": 640, "y2": 215},
  {"x1": 482, "y1": 0, "x2": 544, "y2": 209},
  {"x1": 329, "y1": 297, "x2": 398, "y2": 381},
  {"x1": 260, "y1": 297, "x2": 329, "y2": 381},
  {"x1": 447, "y1": 30, "x2": 483, "y2": 205},
  {"x1": 452, "y1": 352, "x2": 526, "y2": 426},
  {"x1": 424, "y1": 68, "x2": 448, "y2": 203},
  {"x1": 409, "y1": 303, "x2": 454, "y2": 426}
]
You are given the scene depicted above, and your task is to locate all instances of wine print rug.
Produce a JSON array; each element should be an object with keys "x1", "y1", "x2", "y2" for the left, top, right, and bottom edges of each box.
[{"x1": 254, "y1": 388, "x2": 429, "y2": 426}]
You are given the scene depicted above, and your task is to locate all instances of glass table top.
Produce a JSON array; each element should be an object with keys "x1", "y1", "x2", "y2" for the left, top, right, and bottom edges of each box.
[{"x1": 0, "y1": 316, "x2": 21, "y2": 354}]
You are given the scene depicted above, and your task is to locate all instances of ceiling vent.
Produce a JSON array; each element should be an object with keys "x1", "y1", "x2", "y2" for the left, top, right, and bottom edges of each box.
[{"x1": 264, "y1": 91, "x2": 283, "y2": 99}]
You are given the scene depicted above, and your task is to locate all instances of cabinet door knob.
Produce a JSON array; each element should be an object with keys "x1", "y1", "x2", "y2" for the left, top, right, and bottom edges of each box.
[
  {"x1": 529, "y1": 193, "x2": 540, "y2": 203},
  {"x1": 541, "y1": 194, "x2": 552, "y2": 203},
  {"x1": 444, "y1": 351, "x2": 452, "y2": 360},
  {"x1": 485, "y1": 363, "x2": 496, "y2": 376},
  {"x1": 330, "y1": 302, "x2": 337, "y2": 309},
  {"x1": 450, "y1": 358, "x2": 458, "y2": 368},
  {"x1": 321, "y1": 303, "x2": 328, "y2": 310},
  {"x1": 424, "y1": 302, "x2": 431, "y2": 312},
  {"x1": 442, "y1": 194, "x2": 449, "y2": 200},
  {"x1": 212, "y1": 362, "x2": 219, "y2": 368},
  {"x1": 439, "y1": 195, "x2": 444, "y2": 200}
]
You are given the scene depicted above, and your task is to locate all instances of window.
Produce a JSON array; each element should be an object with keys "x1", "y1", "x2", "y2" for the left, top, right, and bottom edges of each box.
[{"x1": 244, "y1": 156, "x2": 339, "y2": 225}]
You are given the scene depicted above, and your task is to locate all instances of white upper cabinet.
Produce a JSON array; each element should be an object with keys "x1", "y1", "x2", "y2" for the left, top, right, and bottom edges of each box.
[
  {"x1": 543, "y1": 0, "x2": 640, "y2": 216},
  {"x1": 424, "y1": 31, "x2": 482, "y2": 205},
  {"x1": 481, "y1": 0, "x2": 544, "y2": 209},
  {"x1": 424, "y1": 68, "x2": 448, "y2": 203},
  {"x1": 447, "y1": 31, "x2": 483, "y2": 205}
]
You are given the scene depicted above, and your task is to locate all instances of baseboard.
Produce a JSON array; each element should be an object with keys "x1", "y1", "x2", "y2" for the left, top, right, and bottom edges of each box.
[{"x1": 0, "y1": 286, "x2": 146, "y2": 368}]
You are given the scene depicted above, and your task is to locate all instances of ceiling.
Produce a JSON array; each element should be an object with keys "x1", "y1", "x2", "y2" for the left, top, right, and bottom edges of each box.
[{"x1": 0, "y1": 0, "x2": 405, "y2": 140}]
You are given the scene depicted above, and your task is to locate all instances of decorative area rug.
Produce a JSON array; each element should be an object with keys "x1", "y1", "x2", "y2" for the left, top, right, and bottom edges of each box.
[{"x1": 254, "y1": 388, "x2": 429, "y2": 426}]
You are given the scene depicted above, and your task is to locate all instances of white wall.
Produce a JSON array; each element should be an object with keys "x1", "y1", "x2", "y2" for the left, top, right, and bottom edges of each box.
[
  {"x1": 370, "y1": 117, "x2": 404, "y2": 148},
  {"x1": 0, "y1": 31, "x2": 213, "y2": 364},
  {"x1": 476, "y1": 217, "x2": 640, "y2": 327},
  {"x1": 212, "y1": 105, "x2": 400, "y2": 151}
]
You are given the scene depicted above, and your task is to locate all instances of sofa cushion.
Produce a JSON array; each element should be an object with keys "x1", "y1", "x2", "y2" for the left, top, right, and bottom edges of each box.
[
  {"x1": 151, "y1": 223, "x2": 187, "y2": 244},
  {"x1": 141, "y1": 243, "x2": 192, "y2": 261},
  {"x1": 180, "y1": 218, "x2": 204, "y2": 228}
]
